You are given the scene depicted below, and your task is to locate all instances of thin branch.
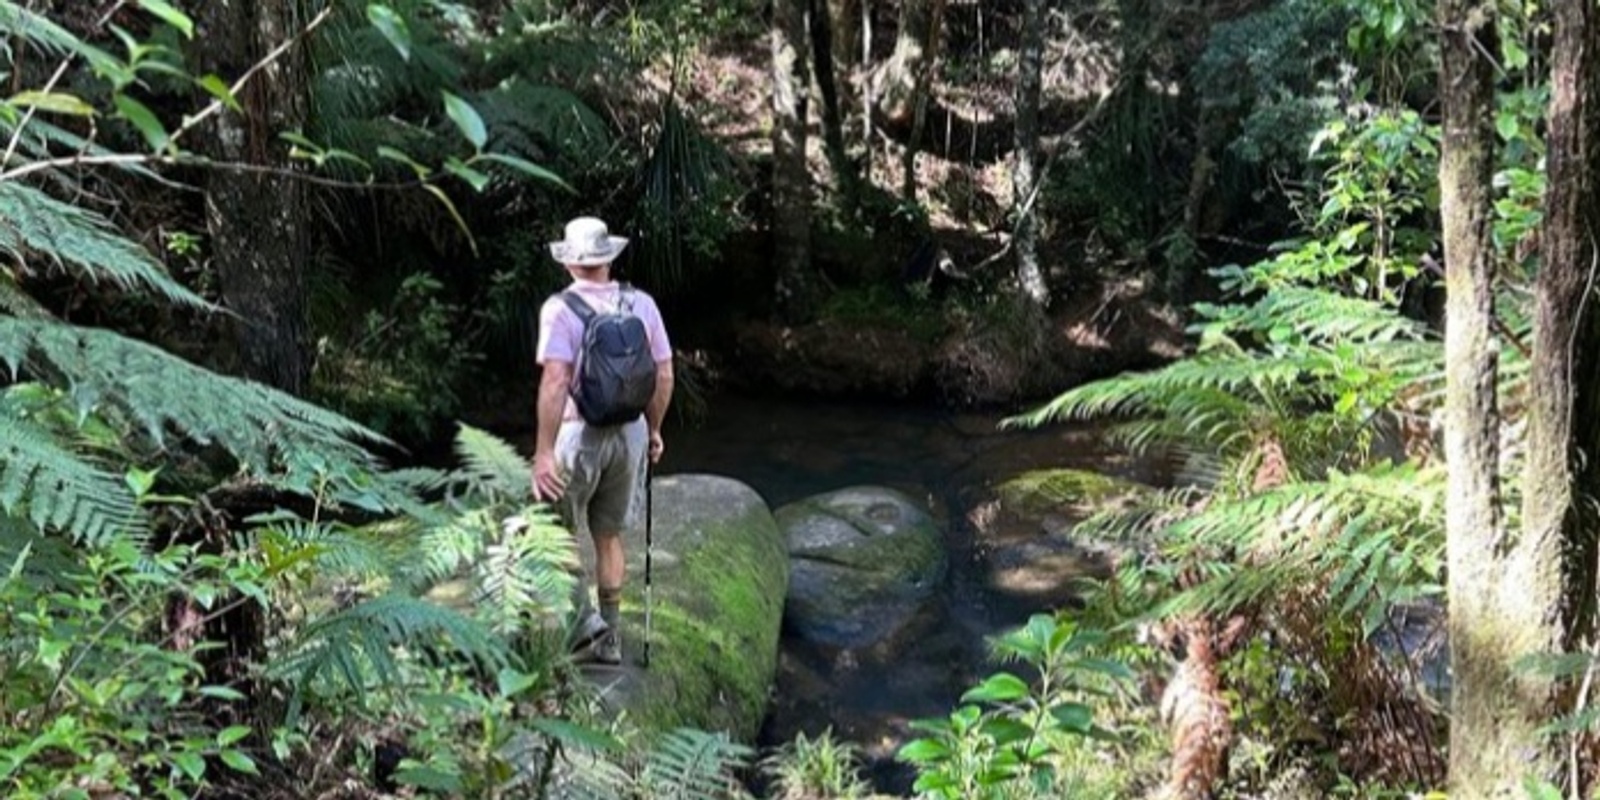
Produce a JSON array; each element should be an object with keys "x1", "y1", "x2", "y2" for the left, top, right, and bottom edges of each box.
[{"x1": 1, "y1": 57, "x2": 72, "y2": 170}]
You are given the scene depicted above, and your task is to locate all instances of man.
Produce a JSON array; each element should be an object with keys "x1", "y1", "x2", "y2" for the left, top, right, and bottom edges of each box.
[{"x1": 532, "y1": 216, "x2": 674, "y2": 665}]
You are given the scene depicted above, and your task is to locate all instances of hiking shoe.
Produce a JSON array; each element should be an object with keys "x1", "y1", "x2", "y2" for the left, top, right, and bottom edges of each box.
[
  {"x1": 585, "y1": 629, "x2": 622, "y2": 666},
  {"x1": 569, "y1": 611, "x2": 609, "y2": 653}
]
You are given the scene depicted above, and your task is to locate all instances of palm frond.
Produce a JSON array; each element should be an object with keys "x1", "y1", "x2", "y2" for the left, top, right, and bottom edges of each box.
[
  {"x1": 0, "y1": 318, "x2": 384, "y2": 473},
  {"x1": 639, "y1": 728, "x2": 755, "y2": 800},
  {"x1": 0, "y1": 183, "x2": 210, "y2": 310},
  {"x1": 0, "y1": 412, "x2": 143, "y2": 547}
]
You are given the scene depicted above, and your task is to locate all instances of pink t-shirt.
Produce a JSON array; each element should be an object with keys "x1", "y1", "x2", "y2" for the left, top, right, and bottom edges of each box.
[{"x1": 536, "y1": 281, "x2": 672, "y2": 421}]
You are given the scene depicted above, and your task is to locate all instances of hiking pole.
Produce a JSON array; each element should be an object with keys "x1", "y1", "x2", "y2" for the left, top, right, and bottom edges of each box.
[{"x1": 642, "y1": 457, "x2": 654, "y2": 668}]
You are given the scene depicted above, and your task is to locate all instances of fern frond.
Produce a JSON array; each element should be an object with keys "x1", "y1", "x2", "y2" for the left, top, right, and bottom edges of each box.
[
  {"x1": 640, "y1": 728, "x2": 755, "y2": 800},
  {"x1": 270, "y1": 593, "x2": 508, "y2": 709},
  {"x1": 474, "y1": 505, "x2": 578, "y2": 635},
  {"x1": 1199, "y1": 287, "x2": 1431, "y2": 345},
  {"x1": 0, "y1": 319, "x2": 384, "y2": 473},
  {"x1": 451, "y1": 423, "x2": 532, "y2": 504},
  {"x1": 0, "y1": 183, "x2": 210, "y2": 310},
  {"x1": 0, "y1": 413, "x2": 144, "y2": 547},
  {"x1": 0, "y1": 2, "x2": 121, "y2": 77}
]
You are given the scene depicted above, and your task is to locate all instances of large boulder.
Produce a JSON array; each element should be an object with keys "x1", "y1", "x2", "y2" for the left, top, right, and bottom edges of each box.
[
  {"x1": 776, "y1": 486, "x2": 947, "y2": 648},
  {"x1": 578, "y1": 474, "x2": 789, "y2": 743}
]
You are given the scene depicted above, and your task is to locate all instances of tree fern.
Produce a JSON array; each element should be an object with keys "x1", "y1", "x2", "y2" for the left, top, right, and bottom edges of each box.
[
  {"x1": 0, "y1": 183, "x2": 210, "y2": 310},
  {"x1": 0, "y1": 318, "x2": 382, "y2": 469},
  {"x1": 0, "y1": 413, "x2": 143, "y2": 547}
]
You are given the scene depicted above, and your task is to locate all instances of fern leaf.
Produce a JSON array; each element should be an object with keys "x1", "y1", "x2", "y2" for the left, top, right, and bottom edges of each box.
[
  {"x1": 0, "y1": 183, "x2": 210, "y2": 310},
  {"x1": 0, "y1": 413, "x2": 144, "y2": 547},
  {"x1": 0, "y1": 2, "x2": 121, "y2": 77},
  {"x1": 641, "y1": 728, "x2": 754, "y2": 800},
  {"x1": 452, "y1": 423, "x2": 532, "y2": 503},
  {"x1": 0, "y1": 319, "x2": 385, "y2": 474}
]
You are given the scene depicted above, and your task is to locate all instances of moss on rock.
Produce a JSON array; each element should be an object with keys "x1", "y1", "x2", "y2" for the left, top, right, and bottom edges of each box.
[{"x1": 595, "y1": 474, "x2": 788, "y2": 743}]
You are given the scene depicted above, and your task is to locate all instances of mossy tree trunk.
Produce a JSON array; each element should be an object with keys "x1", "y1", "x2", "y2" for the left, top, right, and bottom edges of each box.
[
  {"x1": 196, "y1": 0, "x2": 311, "y2": 396},
  {"x1": 1519, "y1": 0, "x2": 1600, "y2": 792},
  {"x1": 772, "y1": 0, "x2": 815, "y2": 322},
  {"x1": 1438, "y1": 1, "x2": 1531, "y2": 794},
  {"x1": 1013, "y1": 0, "x2": 1047, "y2": 308}
]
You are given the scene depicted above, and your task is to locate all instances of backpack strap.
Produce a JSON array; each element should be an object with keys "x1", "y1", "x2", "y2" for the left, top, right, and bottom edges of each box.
[{"x1": 559, "y1": 291, "x2": 597, "y2": 323}]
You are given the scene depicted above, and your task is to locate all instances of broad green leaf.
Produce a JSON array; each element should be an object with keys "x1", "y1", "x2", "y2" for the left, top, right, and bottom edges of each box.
[
  {"x1": 395, "y1": 765, "x2": 464, "y2": 793},
  {"x1": 216, "y1": 726, "x2": 251, "y2": 747},
  {"x1": 138, "y1": 0, "x2": 194, "y2": 38},
  {"x1": 961, "y1": 672, "x2": 1029, "y2": 704},
  {"x1": 980, "y1": 717, "x2": 1032, "y2": 746},
  {"x1": 478, "y1": 152, "x2": 573, "y2": 192},
  {"x1": 112, "y1": 94, "x2": 168, "y2": 152},
  {"x1": 8, "y1": 91, "x2": 95, "y2": 117},
  {"x1": 197, "y1": 75, "x2": 241, "y2": 113},
  {"x1": 444, "y1": 157, "x2": 490, "y2": 192},
  {"x1": 197, "y1": 685, "x2": 247, "y2": 702},
  {"x1": 367, "y1": 4, "x2": 412, "y2": 61},
  {"x1": 1503, "y1": 38, "x2": 1529, "y2": 71},
  {"x1": 171, "y1": 751, "x2": 205, "y2": 781},
  {"x1": 442, "y1": 91, "x2": 486, "y2": 150},
  {"x1": 1049, "y1": 701, "x2": 1094, "y2": 733},
  {"x1": 377, "y1": 146, "x2": 430, "y2": 178},
  {"x1": 1496, "y1": 112, "x2": 1519, "y2": 143},
  {"x1": 220, "y1": 750, "x2": 258, "y2": 774},
  {"x1": 896, "y1": 737, "x2": 951, "y2": 763}
]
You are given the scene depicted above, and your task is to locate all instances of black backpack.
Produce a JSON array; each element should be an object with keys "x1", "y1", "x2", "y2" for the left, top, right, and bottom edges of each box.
[{"x1": 560, "y1": 285, "x2": 658, "y2": 427}]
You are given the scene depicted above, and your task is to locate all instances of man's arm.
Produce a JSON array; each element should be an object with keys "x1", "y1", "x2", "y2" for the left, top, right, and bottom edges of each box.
[
  {"x1": 533, "y1": 360, "x2": 572, "y2": 500},
  {"x1": 645, "y1": 359, "x2": 674, "y2": 463}
]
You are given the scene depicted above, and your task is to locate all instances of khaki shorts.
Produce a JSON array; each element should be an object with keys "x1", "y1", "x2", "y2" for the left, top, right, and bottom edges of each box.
[{"x1": 555, "y1": 418, "x2": 647, "y2": 539}]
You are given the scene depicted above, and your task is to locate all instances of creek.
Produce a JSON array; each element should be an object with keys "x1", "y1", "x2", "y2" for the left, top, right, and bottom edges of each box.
[{"x1": 656, "y1": 393, "x2": 1174, "y2": 795}]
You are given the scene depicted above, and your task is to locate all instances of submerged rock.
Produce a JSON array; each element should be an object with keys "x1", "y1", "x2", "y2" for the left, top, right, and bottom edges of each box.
[
  {"x1": 578, "y1": 473, "x2": 789, "y2": 743},
  {"x1": 776, "y1": 486, "x2": 947, "y2": 648}
]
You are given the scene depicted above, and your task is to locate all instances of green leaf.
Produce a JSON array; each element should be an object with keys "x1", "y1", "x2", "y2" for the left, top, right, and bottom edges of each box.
[
  {"x1": 171, "y1": 751, "x2": 205, "y2": 781},
  {"x1": 197, "y1": 75, "x2": 241, "y2": 113},
  {"x1": 137, "y1": 0, "x2": 194, "y2": 38},
  {"x1": 444, "y1": 157, "x2": 490, "y2": 192},
  {"x1": 367, "y1": 4, "x2": 412, "y2": 61},
  {"x1": 896, "y1": 737, "x2": 951, "y2": 763},
  {"x1": 216, "y1": 726, "x2": 251, "y2": 747},
  {"x1": 422, "y1": 184, "x2": 477, "y2": 255},
  {"x1": 219, "y1": 750, "x2": 258, "y2": 774},
  {"x1": 1049, "y1": 702, "x2": 1094, "y2": 733},
  {"x1": 477, "y1": 152, "x2": 573, "y2": 192},
  {"x1": 442, "y1": 92, "x2": 486, "y2": 150},
  {"x1": 1496, "y1": 111, "x2": 1519, "y2": 143},
  {"x1": 961, "y1": 672, "x2": 1030, "y2": 704},
  {"x1": 527, "y1": 717, "x2": 622, "y2": 753},
  {"x1": 1521, "y1": 776, "x2": 1562, "y2": 800},
  {"x1": 112, "y1": 94, "x2": 168, "y2": 152},
  {"x1": 8, "y1": 91, "x2": 95, "y2": 117},
  {"x1": 396, "y1": 765, "x2": 464, "y2": 793},
  {"x1": 197, "y1": 685, "x2": 247, "y2": 702},
  {"x1": 376, "y1": 145, "x2": 430, "y2": 178},
  {"x1": 1503, "y1": 38, "x2": 1529, "y2": 71}
]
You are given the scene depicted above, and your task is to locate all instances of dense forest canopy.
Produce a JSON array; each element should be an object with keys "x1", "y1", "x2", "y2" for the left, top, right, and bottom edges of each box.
[{"x1": 3, "y1": 0, "x2": 1600, "y2": 798}]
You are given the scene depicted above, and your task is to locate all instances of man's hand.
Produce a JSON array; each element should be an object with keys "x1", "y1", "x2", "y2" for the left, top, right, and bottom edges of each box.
[
  {"x1": 533, "y1": 451, "x2": 566, "y2": 501},
  {"x1": 648, "y1": 430, "x2": 665, "y2": 464}
]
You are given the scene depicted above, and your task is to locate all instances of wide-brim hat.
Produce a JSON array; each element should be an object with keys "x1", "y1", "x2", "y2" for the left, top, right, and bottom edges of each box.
[{"x1": 549, "y1": 216, "x2": 628, "y2": 266}]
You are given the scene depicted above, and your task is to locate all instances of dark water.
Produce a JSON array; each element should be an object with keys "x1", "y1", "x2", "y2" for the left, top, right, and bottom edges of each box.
[{"x1": 656, "y1": 393, "x2": 1167, "y2": 795}]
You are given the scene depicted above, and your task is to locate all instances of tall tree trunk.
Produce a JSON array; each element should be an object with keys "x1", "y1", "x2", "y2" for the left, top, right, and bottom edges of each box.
[
  {"x1": 874, "y1": 0, "x2": 946, "y2": 200},
  {"x1": 826, "y1": 0, "x2": 859, "y2": 133},
  {"x1": 1521, "y1": 0, "x2": 1600, "y2": 792},
  {"x1": 772, "y1": 0, "x2": 815, "y2": 321},
  {"x1": 1013, "y1": 0, "x2": 1047, "y2": 308},
  {"x1": 1438, "y1": 1, "x2": 1519, "y2": 794},
  {"x1": 197, "y1": 0, "x2": 311, "y2": 396},
  {"x1": 809, "y1": 0, "x2": 858, "y2": 214}
]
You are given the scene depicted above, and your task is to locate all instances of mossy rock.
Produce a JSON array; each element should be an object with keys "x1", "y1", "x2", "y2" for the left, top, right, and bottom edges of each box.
[
  {"x1": 583, "y1": 474, "x2": 788, "y2": 743},
  {"x1": 775, "y1": 486, "x2": 946, "y2": 649}
]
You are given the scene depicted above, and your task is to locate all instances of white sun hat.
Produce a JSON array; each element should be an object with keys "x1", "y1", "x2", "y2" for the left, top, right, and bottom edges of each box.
[{"x1": 548, "y1": 216, "x2": 628, "y2": 266}]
